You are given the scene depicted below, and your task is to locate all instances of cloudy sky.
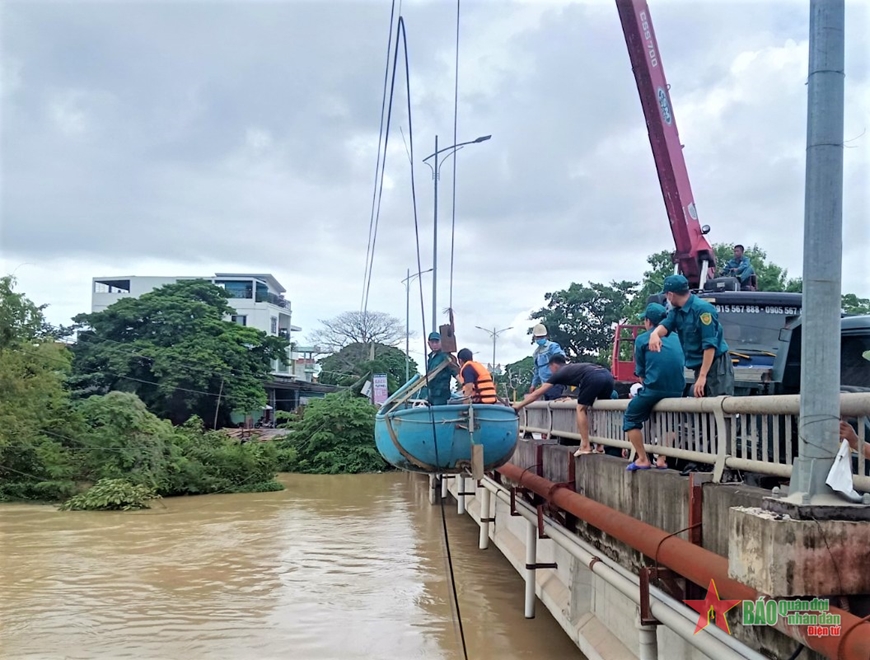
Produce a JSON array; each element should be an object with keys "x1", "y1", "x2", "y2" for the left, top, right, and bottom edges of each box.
[{"x1": 1, "y1": 0, "x2": 868, "y2": 371}]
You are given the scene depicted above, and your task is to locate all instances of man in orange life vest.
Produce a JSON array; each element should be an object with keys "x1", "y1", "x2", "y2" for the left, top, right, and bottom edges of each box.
[{"x1": 456, "y1": 348, "x2": 499, "y2": 404}]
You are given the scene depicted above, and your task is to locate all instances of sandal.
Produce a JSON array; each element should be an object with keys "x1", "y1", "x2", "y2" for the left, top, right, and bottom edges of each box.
[
  {"x1": 574, "y1": 448, "x2": 595, "y2": 457},
  {"x1": 626, "y1": 461, "x2": 652, "y2": 472}
]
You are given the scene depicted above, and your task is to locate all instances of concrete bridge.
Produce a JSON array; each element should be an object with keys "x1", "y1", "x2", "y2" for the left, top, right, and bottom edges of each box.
[{"x1": 430, "y1": 393, "x2": 870, "y2": 660}]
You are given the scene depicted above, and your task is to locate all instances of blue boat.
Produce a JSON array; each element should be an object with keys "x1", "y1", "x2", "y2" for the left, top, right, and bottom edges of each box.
[{"x1": 375, "y1": 374, "x2": 519, "y2": 474}]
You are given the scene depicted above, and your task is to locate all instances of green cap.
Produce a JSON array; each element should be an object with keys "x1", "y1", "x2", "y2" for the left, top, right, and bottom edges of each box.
[
  {"x1": 642, "y1": 303, "x2": 668, "y2": 326},
  {"x1": 428, "y1": 332, "x2": 441, "y2": 341},
  {"x1": 661, "y1": 274, "x2": 690, "y2": 294}
]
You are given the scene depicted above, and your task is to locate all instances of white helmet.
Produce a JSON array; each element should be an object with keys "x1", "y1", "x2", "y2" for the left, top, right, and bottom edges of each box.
[
  {"x1": 532, "y1": 323, "x2": 548, "y2": 337},
  {"x1": 629, "y1": 383, "x2": 642, "y2": 398}
]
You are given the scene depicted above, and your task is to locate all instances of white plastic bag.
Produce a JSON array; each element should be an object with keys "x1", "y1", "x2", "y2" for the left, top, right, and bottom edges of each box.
[{"x1": 825, "y1": 439, "x2": 862, "y2": 502}]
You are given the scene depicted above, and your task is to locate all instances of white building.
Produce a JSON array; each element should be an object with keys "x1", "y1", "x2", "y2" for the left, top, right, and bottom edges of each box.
[{"x1": 90, "y1": 273, "x2": 312, "y2": 380}]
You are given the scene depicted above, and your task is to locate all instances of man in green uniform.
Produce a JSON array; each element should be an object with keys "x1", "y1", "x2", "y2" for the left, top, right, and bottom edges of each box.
[
  {"x1": 625, "y1": 303, "x2": 685, "y2": 471},
  {"x1": 424, "y1": 332, "x2": 459, "y2": 405},
  {"x1": 648, "y1": 275, "x2": 734, "y2": 397},
  {"x1": 719, "y1": 244, "x2": 755, "y2": 290}
]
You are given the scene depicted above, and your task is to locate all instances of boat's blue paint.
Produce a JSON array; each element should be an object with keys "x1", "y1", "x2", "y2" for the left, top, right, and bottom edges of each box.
[{"x1": 375, "y1": 375, "x2": 519, "y2": 474}]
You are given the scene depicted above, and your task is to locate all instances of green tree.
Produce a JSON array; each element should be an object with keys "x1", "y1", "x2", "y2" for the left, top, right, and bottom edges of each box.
[
  {"x1": 530, "y1": 281, "x2": 637, "y2": 366},
  {"x1": 713, "y1": 243, "x2": 802, "y2": 292},
  {"x1": 318, "y1": 342, "x2": 417, "y2": 393},
  {"x1": 70, "y1": 279, "x2": 288, "y2": 426},
  {"x1": 842, "y1": 293, "x2": 870, "y2": 315},
  {"x1": 275, "y1": 392, "x2": 386, "y2": 474},
  {"x1": 494, "y1": 356, "x2": 534, "y2": 399}
]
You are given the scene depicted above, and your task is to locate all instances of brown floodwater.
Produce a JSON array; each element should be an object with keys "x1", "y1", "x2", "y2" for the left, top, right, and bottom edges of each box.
[{"x1": 0, "y1": 472, "x2": 584, "y2": 659}]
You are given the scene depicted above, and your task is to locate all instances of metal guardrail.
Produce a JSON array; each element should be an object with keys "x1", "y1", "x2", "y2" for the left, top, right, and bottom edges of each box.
[{"x1": 520, "y1": 393, "x2": 870, "y2": 491}]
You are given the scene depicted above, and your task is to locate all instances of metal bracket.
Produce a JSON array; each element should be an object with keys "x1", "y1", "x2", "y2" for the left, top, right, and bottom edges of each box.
[
  {"x1": 685, "y1": 474, "x2": 705, "y2": 602},
  {"x1": 644, "y1": 566, "x2": 683, "y2": 602},
  {"x1": 510, "y1": 487, "x2": 521, "y2": 516},
  {"x1": 639, "y1": 567, "x2": 660, "y2": 626},
  {"x1": 479, "y1": 517, "x2": 496, "y2": 523},
  {"x1": 536, "y1": 505, "x2": 549, "y2": 539},
  {"x1": 457, "y1": 491, "x2": 476, "y2": 496},
  {"x1": 525, "y1": 562, "x2": 558, "y2": 570}
]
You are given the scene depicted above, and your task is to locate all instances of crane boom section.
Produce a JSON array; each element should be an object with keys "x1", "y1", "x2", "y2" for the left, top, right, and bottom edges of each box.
[{"x1": 615, "y1": 0, "x2": 715, "y2": 288}]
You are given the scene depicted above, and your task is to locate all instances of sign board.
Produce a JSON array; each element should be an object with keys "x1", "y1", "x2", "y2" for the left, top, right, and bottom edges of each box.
[
  {"x1": 372, "y1": 374, "x2": 389, "y2": 405},
  {"x1": 714, "y1": 304, "x2": 800, "y2": 316}
]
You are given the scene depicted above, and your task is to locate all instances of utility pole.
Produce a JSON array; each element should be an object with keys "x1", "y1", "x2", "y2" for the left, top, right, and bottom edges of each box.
[
  {"x1": 787, "y1": 0, "x2": 845, "y2": 505},
  {"x1": 432, "y1": 134, "x2": 439, "y2": 334},
  {"x1": 402, "y1": 267, "x2": 433, "y2": 382},
  {"x1": 423, "y1": 133, "x2": 492, "y2": 334},
  {"x1": 475, "y1": 325, "x2": 513, "y2": 373},
  {"x1": 213, "y1": 375, "x2": 225, "y2": 430}
]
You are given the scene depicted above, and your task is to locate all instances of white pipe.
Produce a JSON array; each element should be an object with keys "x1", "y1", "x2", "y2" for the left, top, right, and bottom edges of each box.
[
  {"x1": 481, "y1": 479, "x2": 766, "y2": 660},
  {"x1": 457, "y1": 475, "x2": 466, "y2": 515},
  {"x1": 637, "y1": 617, "x2": 658, "y2": 660},
  {"x1": 479, "y1": 486, "x2": 491, "y2": 550},
  {"x1": 524, "y1": 519, "x2": 537, "y2": 619},
  {"x1": 441, "y1": 474, "x2": 449, "y2": 499}
]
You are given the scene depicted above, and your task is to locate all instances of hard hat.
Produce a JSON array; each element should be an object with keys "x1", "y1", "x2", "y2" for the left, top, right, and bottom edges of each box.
[{"x1": 532, "y1": 323, "x2": 548, "y2": 337}]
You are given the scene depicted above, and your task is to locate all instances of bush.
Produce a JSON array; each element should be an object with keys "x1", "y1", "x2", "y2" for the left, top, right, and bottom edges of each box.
[
  {"x1": 274, "y1": 392, "x2": 388, "y2": 474},
  {"x1": 59, "y1": 478, "x2": 159, "y2": 511}
]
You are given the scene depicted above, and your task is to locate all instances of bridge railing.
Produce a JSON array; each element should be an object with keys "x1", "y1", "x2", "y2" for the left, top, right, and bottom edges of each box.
[{"x1": 519, "y1": 393, "x2": 870, "y2": 491}]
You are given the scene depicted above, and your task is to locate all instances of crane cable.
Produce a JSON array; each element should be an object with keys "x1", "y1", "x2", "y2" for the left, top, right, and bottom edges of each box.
[
  {"x1": 366, "y1": 10, "x2": 469, "y2": 659},
  {"x1": 448, "y1": 0, "x2": 461, "y2": 312},
  {"x1": 360, "y1": 0, "x2": 397, "y2": 314}
]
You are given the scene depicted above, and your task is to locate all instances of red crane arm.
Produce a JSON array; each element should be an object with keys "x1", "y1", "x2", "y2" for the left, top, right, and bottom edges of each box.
[{"x1": 615, "y1": 0, "x2": 716, "y2": 288}]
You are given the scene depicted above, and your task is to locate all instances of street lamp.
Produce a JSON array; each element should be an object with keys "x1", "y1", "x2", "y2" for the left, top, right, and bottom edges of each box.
[
  {"x1": 475, "y1": 325, "x2": 513, "y2": 373},
  {"x1": 402, "y1": 267, "x2": 434, "y2": 382},
  {"x1": 422, "y1": 134, "x2": 492, "y2": 333}
]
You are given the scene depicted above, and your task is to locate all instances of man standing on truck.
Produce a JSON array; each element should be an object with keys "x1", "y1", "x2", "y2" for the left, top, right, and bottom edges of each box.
[
  {"x1": 529, "y1": 323, "x2": 567, "y2": 401},
  {"x1": 512, "y1": 355, "x2": 614, "y2": 456},
  {"x1": 719, "y1": 244, "x2": 755, "y2": 290},
  {"x1": 648, "y1": 275, "x2": 734, "y2": 398},
  {"x1": 625, "y1": 303, "x2": 686, "y2": 471}
]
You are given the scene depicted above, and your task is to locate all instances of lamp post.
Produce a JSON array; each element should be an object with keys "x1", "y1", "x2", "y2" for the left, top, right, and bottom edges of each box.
[
  {"x1": 475, "y1": 325, "x2": 513, "y2": 373},
  {"x1": 422, "y1": 134, "x2": 492, "y2": 333},
  {"x1": 402, "y1": 267, "x2": 433, "y2": 382}
]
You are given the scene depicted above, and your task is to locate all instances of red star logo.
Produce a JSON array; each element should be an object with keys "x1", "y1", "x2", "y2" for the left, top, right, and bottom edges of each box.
[{"x1": 684, "y1": 579, "x2": 742, "y2": 635}]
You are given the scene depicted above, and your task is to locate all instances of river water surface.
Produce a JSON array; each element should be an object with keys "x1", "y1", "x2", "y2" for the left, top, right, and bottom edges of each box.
[{"x1": 1, "y1": 472, "x2": 584, "y2": 659}]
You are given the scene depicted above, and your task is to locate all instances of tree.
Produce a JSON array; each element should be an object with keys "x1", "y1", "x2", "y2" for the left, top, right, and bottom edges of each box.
[
  {"x1": 712, "y1": 243, "x2": 802, "y2": 292},
  {"x1": 309, "y1": 311, "x2": 405, "y2": 352},
  {"x1": 842, "y1": 293, "x2": 870, "y2": 316},
  {"x1": 70, "y1": 280, "x2": 288, "y2": 426},
  {"x1": 275, "y1": 392, "x2": 386, "y2": 474},
  {"x1": 494, "y1": 356, "x2": 534, "y2": 400},
  {"x1": 318, "y1": 342, "x2": 417, "y2": 394},
  {"x1": 530, "y1": 281, "x2": 637, "y2": 366}
]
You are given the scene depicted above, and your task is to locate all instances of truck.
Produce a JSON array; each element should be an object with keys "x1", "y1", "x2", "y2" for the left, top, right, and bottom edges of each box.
[{"x1": 609, "y1": 0, "x2": 870, "y2": 396}]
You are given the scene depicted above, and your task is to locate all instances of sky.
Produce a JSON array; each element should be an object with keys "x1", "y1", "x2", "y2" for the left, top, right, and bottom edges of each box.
[{"x1": 1, "y1": 0, "x2": 868, "y2": 373}]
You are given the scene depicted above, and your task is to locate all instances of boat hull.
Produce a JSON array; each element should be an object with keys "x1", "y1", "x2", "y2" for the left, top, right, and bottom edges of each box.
[{"x1": 375, "y1": 403, "x2": 519, "y2": 474}]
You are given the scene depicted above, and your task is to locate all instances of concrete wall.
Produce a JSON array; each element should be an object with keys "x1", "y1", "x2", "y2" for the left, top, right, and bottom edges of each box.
[{"x1": 445, "y1": 438, "x2": 827, "y2": 660}]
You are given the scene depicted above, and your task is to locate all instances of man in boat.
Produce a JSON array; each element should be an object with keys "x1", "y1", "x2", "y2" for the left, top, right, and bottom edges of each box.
[
  {"x1": 425, "y1": 332, "x2": 460, "y2": 405},
  {"x1": 529, "y1": 323, "x2": 567, "y2": 401},
  {"x1": 624, "y1": 303, "x2": 685, "y2": 472},
  {"x1": 647, "y1": 274, "x2": 734, "y2": 398},
  {"x1": 456, "y1": 348, "x2": 499, "y2": 404},
  {"x1": 512, "y1": 355, "x2": 614, "y2": 456}
]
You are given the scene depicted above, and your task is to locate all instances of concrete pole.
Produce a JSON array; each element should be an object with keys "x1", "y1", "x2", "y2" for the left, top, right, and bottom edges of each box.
[
  {"x1": 637, "y1": 617, "x2": 659, "y2": 660},
  {"x1": 432, "y1": 134, "x2": 439, "y2": 334},
  {"x1": 457, "y1": 475, "x2": 466, "y2": 515},
  {"x1": 478, "y1": 486, "x2": 491, "y2": 549},
  {"x1": 789, "y1": 0, "x2": 845, "y2": 504},
  {"x1": 524, "y1": 519, "x2": 537, "y2": 618},
  {"x1": 428, "y1": 474, "x2": 438, "y2": 505}
]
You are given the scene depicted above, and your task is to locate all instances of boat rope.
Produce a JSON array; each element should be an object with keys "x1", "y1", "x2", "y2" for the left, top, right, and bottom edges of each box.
[
  {"x1": 360, "y1": 0, "x2": 397, "y2": 315},
  {"x1": 448, "y1": 0, "x2": 461, "y2": 311},
  {"x1": 366, "y1": 11, "x2": 469, "y2": 658}
]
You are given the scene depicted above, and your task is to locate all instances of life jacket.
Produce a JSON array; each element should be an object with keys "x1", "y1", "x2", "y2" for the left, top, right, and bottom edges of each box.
[{"x1": 458, "y1": 360, "x2": 498, "y2": 404}]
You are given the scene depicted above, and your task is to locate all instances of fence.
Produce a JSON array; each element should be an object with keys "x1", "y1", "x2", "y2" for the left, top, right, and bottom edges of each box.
[{"x1": 520, "y1": 393, "x2": 870, "y2": 491}]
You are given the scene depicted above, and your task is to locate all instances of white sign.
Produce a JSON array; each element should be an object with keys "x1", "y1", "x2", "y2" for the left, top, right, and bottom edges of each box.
[{"x1": 372, "y1": 374, "x2": 389, "y2": 405}]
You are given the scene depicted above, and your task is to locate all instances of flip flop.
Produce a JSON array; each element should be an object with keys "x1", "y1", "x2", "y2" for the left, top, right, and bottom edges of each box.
[
  {"x1": 626, "y1": 461, "x2": 652, "y2": 472},
  {"x1": 574, "y1": 448, "x2": 595, "y2": 457},
  {"x1": 656, "y1": 465, "x2": 668, "y2": 470}
]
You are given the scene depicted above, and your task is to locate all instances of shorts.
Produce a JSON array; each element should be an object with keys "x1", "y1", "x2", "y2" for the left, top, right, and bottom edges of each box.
[
  {"x1": 694, "y1": 353, "x2": 735, "y2": 397},
  {"x1": 575, "y1": 370, "x2": 615, "y2": 407},
  {"x1": 543, "y1": 384, "x2": 566, "y2": 400},
  {"x1": 623, "y1": 389, "x2": 684, "y2": 431}
]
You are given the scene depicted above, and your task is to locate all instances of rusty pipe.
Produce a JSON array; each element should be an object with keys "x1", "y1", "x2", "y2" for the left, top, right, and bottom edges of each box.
[{"x1": 497, "y1": 462, "x2": 870, "y2": 660}]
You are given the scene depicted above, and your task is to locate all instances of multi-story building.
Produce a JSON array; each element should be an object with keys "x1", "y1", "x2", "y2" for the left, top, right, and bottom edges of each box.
[{"x1": 91, "y1": 273, "x2": 310, "y2": 380}]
